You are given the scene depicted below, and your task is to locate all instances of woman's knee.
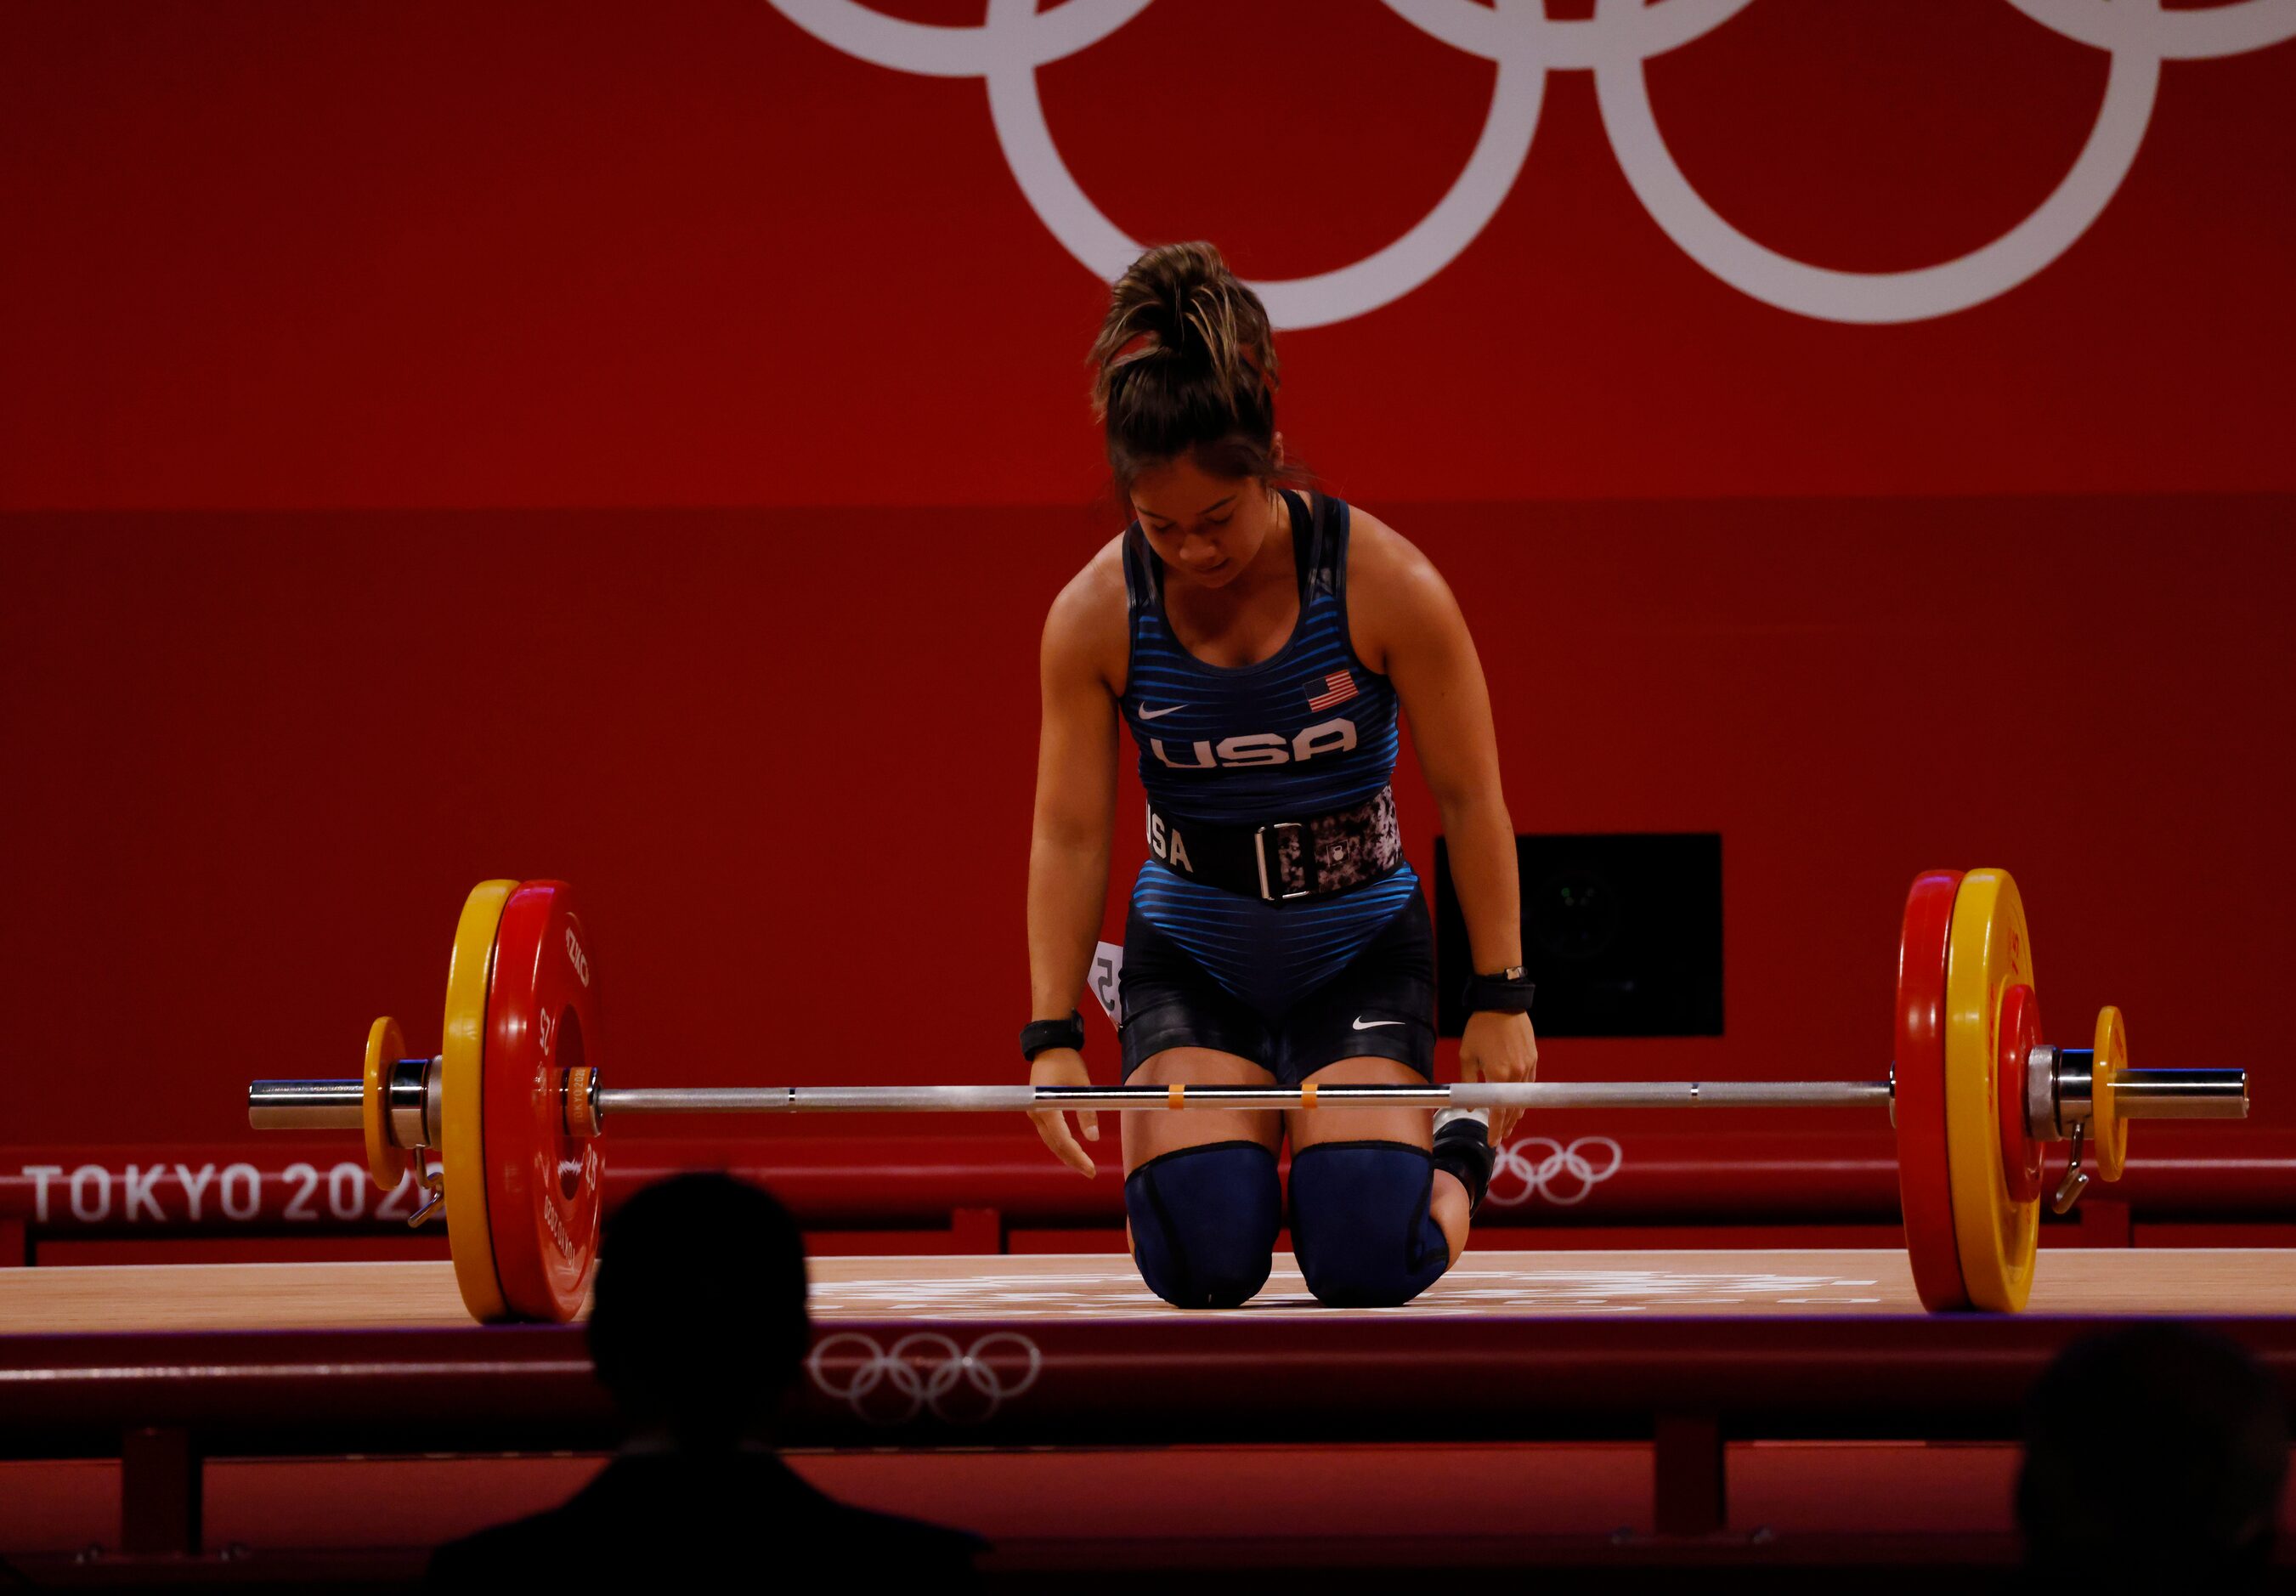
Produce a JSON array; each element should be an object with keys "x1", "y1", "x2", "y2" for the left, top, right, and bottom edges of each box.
[
  {"x1": 1125, "y1": 1140, "x2": 1281, "y2": 1309},
  {"x1": 1287, "y1": 1140, "x2": 1451, "y2": 1308}
]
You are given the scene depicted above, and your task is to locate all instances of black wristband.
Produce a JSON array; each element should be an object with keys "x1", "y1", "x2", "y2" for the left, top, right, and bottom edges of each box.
[
  {"x1": 1461, "y1": 966, "x2": 1535, "y2": 1016},
  {"x1": 1021, "y1": 1010, "x2": 1086, "y2": 1062}
]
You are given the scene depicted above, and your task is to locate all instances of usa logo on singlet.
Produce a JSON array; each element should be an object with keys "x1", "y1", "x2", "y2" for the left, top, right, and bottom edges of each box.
[{"x1": 1147, "y1": 716, "x2": 1357, "y2": 771}]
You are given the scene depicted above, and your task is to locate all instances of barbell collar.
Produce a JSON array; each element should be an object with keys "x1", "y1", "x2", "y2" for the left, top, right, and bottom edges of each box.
[
  {"x1": 2054, "y1": 1047, "x2": 2096, "y2": 1134},
  {"x1": 387, "y1": 1057, "x2": 432, "y2": 1149},
  {"x1": 2026, "y1": 1044, "x2": 2062, "y2": 1144}
]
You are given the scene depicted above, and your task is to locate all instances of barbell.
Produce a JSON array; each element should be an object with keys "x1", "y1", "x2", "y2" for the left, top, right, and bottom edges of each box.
[{"x1": 246, "y1": 870, "x2": 2248, "y2": 1322}]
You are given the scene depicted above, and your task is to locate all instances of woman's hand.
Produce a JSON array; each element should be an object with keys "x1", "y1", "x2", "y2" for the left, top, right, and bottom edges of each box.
[
  {"x1": 1459, "y1": 1010, "x2": 1537, "y2": 1144},
  {"x1": 1026, "y1": 1049, "x2": 1102, "y2": 1178}
]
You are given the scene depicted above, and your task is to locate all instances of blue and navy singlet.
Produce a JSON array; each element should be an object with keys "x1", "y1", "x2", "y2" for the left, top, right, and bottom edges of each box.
[{"x1": 1120, "y1": 490, "x2": 1419, "y2": 1016}]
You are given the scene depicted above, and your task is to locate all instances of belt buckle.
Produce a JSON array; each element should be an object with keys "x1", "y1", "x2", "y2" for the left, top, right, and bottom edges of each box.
[{"x1": 1253, "y1": 821, "x2": 1313, "y2": 903}]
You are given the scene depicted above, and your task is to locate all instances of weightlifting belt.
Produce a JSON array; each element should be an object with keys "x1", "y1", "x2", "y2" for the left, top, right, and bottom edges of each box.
[{"x1": 1145, "y1": 786, "x2": 1403, "y2": 903}]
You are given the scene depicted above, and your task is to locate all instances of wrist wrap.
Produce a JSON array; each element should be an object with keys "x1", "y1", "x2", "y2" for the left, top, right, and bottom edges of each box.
[
  {"x1": 1021, "y1": 1010, "x2": 1085, "y2": 1062},
  {"x1": 1462, "y1": 969, "x2": 1535, "y2": 1016}
]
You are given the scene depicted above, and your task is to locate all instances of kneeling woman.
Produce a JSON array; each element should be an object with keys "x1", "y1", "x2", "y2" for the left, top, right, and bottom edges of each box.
[{"x1": 1023, "y1": 241, "x2": 1537, "y2": 1309}]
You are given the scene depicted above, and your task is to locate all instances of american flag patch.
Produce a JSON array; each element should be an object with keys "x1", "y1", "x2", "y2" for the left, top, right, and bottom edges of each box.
[{"x1": 1306, "y1": 671, "x2": 1359, "y2": 711}]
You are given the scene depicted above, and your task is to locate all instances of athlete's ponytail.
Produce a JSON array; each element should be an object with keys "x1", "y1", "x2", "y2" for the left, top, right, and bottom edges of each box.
[{"x1": 1088, "y1": 241, "x2": 1287, "y2": 490}]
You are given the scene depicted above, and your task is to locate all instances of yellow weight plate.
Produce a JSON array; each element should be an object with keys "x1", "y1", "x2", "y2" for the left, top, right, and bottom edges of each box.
[
  {"x1": 2092, "y1": 1005, "x2": 2129, "y2": 1181},
  {"x1": 362, "y1": 1016, "x2": 412, "y2": 1193},
  {"x1": 1943, "y1": 868, "x2": 2039, "y2": 1311},
  {"x1": 444, "y1": 879, "x2": 518, "y2": 1323}
]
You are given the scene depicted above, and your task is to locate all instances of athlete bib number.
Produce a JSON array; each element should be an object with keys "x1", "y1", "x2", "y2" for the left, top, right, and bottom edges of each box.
[{"x1": 1089, "y1": 941, "x2": 1124, "y2": 1025}]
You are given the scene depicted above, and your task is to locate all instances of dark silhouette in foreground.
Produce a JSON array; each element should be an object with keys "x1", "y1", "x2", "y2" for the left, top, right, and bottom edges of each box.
[
  {"x1": 2019, "y1": 1321, "x2": 2287, "y2": 1591},
  {"x1": 428, "y1": 1173, "x2": 981, "y2": 1587}
]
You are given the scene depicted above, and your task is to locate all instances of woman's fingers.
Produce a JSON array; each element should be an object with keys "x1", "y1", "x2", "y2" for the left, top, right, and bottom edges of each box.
[
  {"x1": 1029, "y1": 1108, "x2": 1099, "y2": 1177},
  {"x1": 1463, "y1": 1012, "x2": 1537, "y2": 1144},
  {"x1": 1028, "y1": 1049, "x2": 1100, "y2": 1172}
]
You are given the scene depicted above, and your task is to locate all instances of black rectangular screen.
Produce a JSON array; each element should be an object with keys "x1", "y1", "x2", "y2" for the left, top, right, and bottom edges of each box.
[{"x1": 1434, "y1": 832, "x2": 1723, "y2": 1038}]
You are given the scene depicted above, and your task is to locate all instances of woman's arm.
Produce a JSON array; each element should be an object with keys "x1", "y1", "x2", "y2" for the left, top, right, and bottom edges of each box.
[
  {"x1": 1352, "y1": 516, "x2": 1538, "y2": 1142},
  {"x1": 1024, "y1": 554, "x2": 1125, "y2": 1176}
]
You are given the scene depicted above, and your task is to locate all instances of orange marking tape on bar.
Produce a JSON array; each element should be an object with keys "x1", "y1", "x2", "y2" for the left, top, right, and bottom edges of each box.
[{"x1": 1168, "y1": 1083, "x2": 1185, "y2": 1110}]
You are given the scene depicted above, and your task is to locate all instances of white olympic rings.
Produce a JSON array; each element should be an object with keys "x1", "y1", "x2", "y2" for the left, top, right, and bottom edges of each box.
[
  {"x1": 1486, "y1": 1135, "x2": 1625, "y2": 1208},
  {"x1": 767, "y1": 0, "x2": 2296, "y2": 327},
  {"x1": 807, "y1": 1330, "x2": 1044, "y2": 1425}
]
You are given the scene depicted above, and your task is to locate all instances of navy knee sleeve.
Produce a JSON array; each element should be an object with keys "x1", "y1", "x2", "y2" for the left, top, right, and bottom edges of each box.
[
  {"x1": 1287, "y1": 1140, "x2": 1451, "y2": 1308},
  {"x1": 1125, "y1": 1141, "x2": 1281, "y2": 1310}
]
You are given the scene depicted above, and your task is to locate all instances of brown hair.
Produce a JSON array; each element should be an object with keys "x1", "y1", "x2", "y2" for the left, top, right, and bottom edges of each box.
[{"x1": 1087, "y1": 241, "x2": 1290, "y2": 492}]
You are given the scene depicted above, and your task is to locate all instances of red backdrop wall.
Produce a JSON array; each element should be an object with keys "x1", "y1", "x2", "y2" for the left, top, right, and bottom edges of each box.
[
  {"x1": 4, "y1": 0, "x2": 2294, "y2": 509},
  {"x1": 3, "y1": 2, "x2": 2292, "y2": 1154}
]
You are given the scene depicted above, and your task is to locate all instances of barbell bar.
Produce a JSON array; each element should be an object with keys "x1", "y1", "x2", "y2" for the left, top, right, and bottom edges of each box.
[{"x1": 252, "y1": 1072, "x2": 2247, "y2": 1124}]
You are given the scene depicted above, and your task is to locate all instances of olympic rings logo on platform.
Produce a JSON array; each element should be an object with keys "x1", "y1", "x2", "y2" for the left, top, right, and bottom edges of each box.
[
  {"x1": 806, "y1": 1330, "x2": 1044, "y2": 1426},
  {"x1": 1486, "y1": 1135, "x2": 1624, "y2": 1208},
  {"x1": 767, "y1": 0, "x2": 2296, "y2": 327}
]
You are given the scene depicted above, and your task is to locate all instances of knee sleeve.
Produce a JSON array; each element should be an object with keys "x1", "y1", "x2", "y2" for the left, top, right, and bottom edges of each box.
[
  {"x1": 1287, "y1": 1140, "x2": 1451, "y2": 1308},
  {"x1": 1125, "y1": 1141, "x2": 1281, "y2": 1310}
]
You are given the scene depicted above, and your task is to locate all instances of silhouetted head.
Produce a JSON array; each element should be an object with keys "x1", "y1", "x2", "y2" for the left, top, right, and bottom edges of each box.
[
  {"x1": 2018, "y1": 1322, "x2": 2287, "y2": 1588},
  {"x1": 585, "y1": 1172, "x2": 809, "y2": 1449}
]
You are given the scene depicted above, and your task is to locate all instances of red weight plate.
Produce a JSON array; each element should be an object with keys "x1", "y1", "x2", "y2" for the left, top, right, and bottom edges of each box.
[
  {"x1": 483, "y1": 879, "x2": 606, "y2": 1322},
  {"x1": 1895, "y1": 869, "x2": 1968, "y2": 1311},
  {"x1": 1995, "y1": 983, "x2": 2045, "y2": 1206}
]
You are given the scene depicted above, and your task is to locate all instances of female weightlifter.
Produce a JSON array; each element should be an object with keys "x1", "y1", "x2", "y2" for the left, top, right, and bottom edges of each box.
[{"x1": 1023, "y1": 241, "x2": 1537, "y2": 1309}]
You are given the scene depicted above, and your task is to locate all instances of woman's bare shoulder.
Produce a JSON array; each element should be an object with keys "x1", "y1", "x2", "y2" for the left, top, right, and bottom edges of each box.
[
  {"x1": 1343, "y1": 504, "x2": 1454, "y2": 631},
  {"x1": 1043, "y1": 534, "x2": 1131, "y2": 685}
]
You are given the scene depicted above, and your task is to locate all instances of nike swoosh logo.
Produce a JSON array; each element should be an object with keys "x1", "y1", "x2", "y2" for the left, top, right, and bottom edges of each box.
[
  {"x1": 1137, "y1": 704, "x2": 1189, "y2": 721},
  {"x1": 1352, "y1": 1017, "x2": 1404, "y2": 1030}
]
